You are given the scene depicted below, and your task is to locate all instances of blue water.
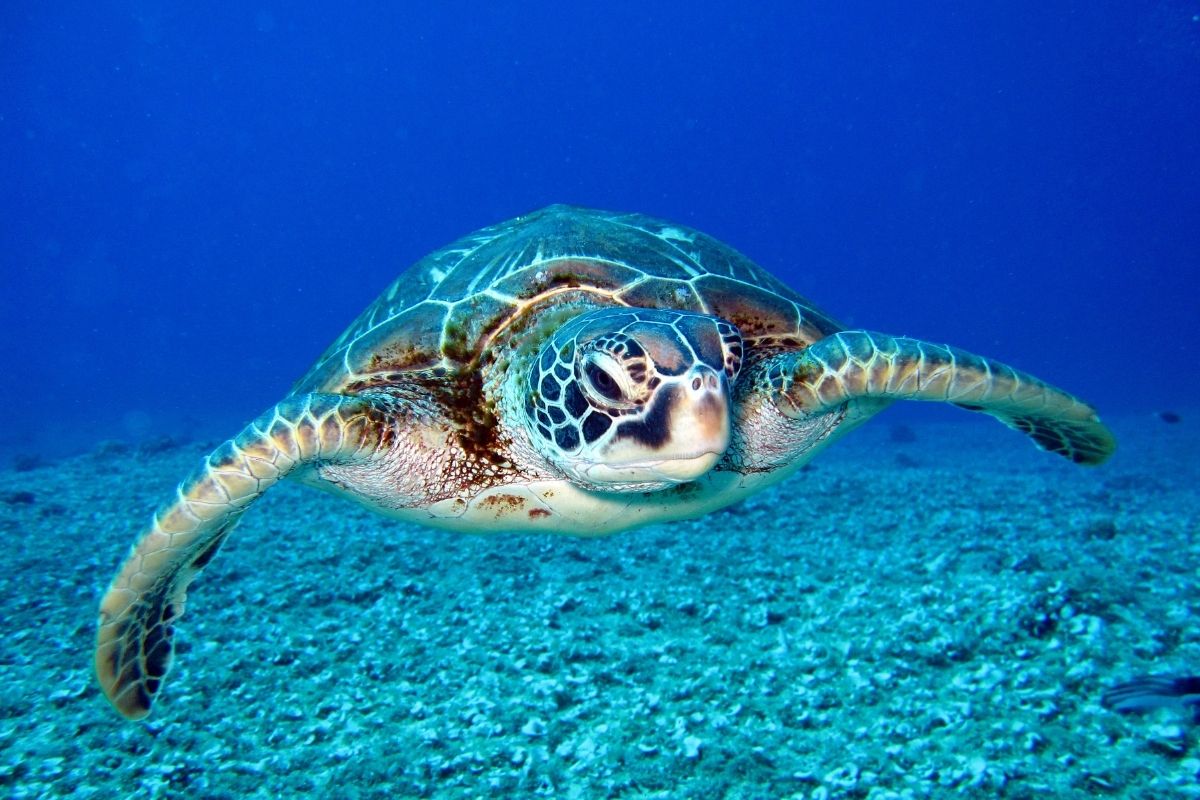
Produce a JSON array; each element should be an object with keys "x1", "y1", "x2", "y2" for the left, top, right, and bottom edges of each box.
[{"x1": 2, "y1": 3, "x2": 1198, "y2": 458}]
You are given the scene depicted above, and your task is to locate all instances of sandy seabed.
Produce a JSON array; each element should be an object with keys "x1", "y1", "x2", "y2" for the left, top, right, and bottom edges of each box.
[{"x1": 1, "y1": 413, "x2": 1197, "y2": 799}]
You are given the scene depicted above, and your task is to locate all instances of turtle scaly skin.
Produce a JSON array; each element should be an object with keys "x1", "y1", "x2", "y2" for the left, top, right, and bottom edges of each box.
[
  {"x1": 96, "y1": 205, "x2": 1115, "y2": 719},
  {"x1": 770, "y1": 331, "x2": 1114, "y2": 464},
  {"x1": 95, "y1": 394, "x2": 396, "y2": 718},
  {"x1": 521, "y1": 308, "x2": 742, "y2": 489}
]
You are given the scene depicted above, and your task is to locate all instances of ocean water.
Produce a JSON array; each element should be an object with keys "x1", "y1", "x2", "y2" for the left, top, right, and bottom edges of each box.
[{"x1": 2, "y1": 4, "x2": 1199, "y2": 798}]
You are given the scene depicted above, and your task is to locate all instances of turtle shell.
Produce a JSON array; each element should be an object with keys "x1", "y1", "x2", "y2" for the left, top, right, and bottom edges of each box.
[{"x1": 293, "y1": 205, "x2": 842, "y2": 395}]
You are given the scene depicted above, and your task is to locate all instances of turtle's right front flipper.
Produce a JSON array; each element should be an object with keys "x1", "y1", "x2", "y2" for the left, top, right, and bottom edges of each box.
[
  {"x1": 768, "y1": 330, "x2": 1115, "y2": 465},
  {"x1": 95, "y1": 393, "x2": 393, "y2": 719}
]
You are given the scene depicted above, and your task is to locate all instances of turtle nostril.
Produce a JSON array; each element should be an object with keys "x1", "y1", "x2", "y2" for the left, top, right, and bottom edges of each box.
[{"x1": 688, "y1": 369, "x2": 721, "y2": 394}]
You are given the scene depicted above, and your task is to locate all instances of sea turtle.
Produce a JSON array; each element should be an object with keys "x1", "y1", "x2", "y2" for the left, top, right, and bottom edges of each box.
[{"x1": 96, "y1": 205, "x2": 1115, "y2": 718}]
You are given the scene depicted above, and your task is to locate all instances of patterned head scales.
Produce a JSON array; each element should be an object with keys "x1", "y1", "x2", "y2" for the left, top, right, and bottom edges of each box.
[{"x1": 524, "y1": 308, "x2": 743, "y2": 490}]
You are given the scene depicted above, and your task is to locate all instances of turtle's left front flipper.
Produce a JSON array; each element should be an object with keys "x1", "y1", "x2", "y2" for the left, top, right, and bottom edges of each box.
[
  {"x1": 95, "y1": 393, "x2": 393, "y2": 719},
  {"x1": 770, "y1": 330, "x2": 1115, "y2": 465}
]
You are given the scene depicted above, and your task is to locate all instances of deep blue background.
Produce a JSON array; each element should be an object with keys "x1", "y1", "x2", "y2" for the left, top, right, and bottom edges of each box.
[{"x1": 3, "y1": 3, "x2": 1198, "y2": 458}]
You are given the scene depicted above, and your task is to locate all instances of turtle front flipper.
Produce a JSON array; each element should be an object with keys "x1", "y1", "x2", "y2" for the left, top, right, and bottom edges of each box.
[
  {"x1": 95, "y1": 393, "x2": 392, "y2": 719},
  {"x1": 770, "y1": 330, "x2": 1115, "y2": 465}
]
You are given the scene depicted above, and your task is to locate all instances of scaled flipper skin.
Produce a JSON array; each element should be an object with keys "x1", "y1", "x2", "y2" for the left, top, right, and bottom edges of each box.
[
  {"x1": 767, "y1": 330, "x2": 1115, "y2": 465},
  {"x1": 95, "y1": 394, "x2": 393, "y2": 719}
]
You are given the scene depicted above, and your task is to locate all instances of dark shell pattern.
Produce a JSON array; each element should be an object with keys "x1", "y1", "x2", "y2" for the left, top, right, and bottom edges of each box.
[{"x1": 293, "y1": 205, "x2": 843, "y2": 395}]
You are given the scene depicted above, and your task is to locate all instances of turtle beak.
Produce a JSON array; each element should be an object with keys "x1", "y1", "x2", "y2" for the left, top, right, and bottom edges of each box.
[
  {"x1": 588, "y1": 366, "x2": 730, "y2": 486},
  {"x1": 656, "y1": 366, "x2": 729, "y2": 479}
]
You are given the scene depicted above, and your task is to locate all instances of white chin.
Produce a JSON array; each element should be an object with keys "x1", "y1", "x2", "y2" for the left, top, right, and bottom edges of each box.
[{"x1": 581, "y1": 451, "x2": 721, "y2": 486}]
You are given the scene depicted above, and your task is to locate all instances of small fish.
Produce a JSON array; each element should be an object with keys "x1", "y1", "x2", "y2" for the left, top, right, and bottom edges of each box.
[
  {"x1": 1103, "y1": 675, "x2": 1200, "y2": 722},
  {"x1": 1159, "y1": 411, "x2": 1182, "y2": 424}
]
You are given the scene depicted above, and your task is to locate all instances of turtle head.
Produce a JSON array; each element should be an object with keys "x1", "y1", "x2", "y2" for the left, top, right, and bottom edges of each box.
[{"x1": 524, "y1": 308, "x2": 743, "y2": 491}]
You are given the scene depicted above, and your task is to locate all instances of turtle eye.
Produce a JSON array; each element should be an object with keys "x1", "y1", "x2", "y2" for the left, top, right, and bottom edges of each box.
[{"x1": 583, "y1": 357, "x2": 625, "y2": 403}]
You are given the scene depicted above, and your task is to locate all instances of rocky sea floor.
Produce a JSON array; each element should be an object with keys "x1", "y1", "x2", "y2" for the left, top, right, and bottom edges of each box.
[{"x1": 1, "y1": 413, "x2": 1197, "y2": 799}]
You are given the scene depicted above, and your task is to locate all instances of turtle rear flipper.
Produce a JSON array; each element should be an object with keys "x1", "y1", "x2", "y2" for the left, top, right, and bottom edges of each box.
[
  {"x1": 772, "y1": 330, "x2": 1115, "y2": 465},
  {"x1": 95, "y1": 394, "x2": 391, "y2": 719}
]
